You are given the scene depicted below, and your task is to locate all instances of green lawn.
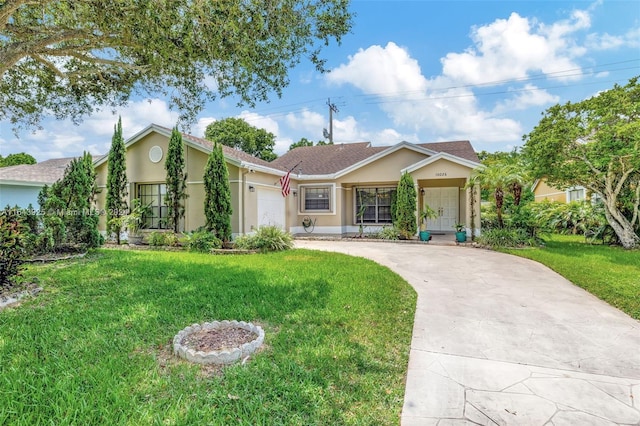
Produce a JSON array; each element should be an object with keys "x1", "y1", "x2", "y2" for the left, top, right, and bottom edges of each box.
[
  {"x1": 0, "y1": 249, "x2": 416, "y2": 425},
  {"x1": 502, "y1": 234, "x2": 640, "y2": 320}
]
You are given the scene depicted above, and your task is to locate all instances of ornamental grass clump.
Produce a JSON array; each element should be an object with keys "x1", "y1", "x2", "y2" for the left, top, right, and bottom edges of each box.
[
  {"x1": 184, "y1": 230, "x2": 222, "y2": 253},
  {"x1": 477, "y1": 227, "x2": 539, "y2": 248},
  {"x1": 234, "y1": 226, "x2": 293, "y2": 252}
]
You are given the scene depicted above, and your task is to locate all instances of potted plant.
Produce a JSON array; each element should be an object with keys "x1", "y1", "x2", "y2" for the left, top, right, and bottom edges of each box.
[
  {"x1": 419, "y1": 204, "x2": 438, "y2": 242},
  {"x1": 124, "y1": 199, "x2": 151, "y2": 245},
  {"x1": 454, "y1": 223, "x2": 467, "y2": 243}
]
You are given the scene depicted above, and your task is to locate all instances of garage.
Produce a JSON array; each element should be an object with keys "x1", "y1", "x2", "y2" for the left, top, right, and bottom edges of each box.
[{"x1": 257, "y1": 187, "x2": 286, "y2": 229}]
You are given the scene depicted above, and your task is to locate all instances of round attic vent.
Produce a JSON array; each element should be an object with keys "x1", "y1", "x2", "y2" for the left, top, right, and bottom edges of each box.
[{"x1": 149, "y1": 145, "x2": 163, "y2": 163}]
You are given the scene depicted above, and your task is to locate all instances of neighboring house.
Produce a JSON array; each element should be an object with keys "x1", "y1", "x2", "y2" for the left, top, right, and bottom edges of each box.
[
  {"x1": 93, "y1": 123, "x2": 482, "y2": 237},
  {"x1": 532, "y1": 179, "x2": 586, "y2": 203},
  {"x1": 0, "y1": 158, "x2": 73, "y2": 208}
]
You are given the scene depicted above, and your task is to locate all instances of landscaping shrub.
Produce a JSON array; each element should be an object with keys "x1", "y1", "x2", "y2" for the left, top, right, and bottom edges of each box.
[
  {"x1": 184, "y1": 230, "x2": 222, "y2": 252},
  {"x1": 506, "y1": 203, "x2": 545, "y2": 238},
  {"x1": 147, "y1": 231, "x2": 181, "y2": 247},
  {"x1": 0, "y1": 211, "x2": 26, "y2": 290},
  {"x1": 480, "y1": 204, "x2": 500, "y2": 229},
  {"x1": 377, "y1": 226, "x2": 400, "y2": 240},
  {"x1": 477, "y1": 227, "x2": 540, "y2": 248},
  {"x1": 38, "y1": 153, "x2": 101, "y2": 252},
  {"x1": 524, "y1": 200, "x2": 618, "y2": 244},
  {"x1": 394, "y1": 172, "x2": 417, "y2": 238},
  {"x1": 234, "y1": 225, "x2": 293, "y2": 252}
]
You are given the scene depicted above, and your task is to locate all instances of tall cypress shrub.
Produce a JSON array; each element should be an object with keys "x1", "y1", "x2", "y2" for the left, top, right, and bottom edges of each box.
[
  {"x1": 106, "y1": 117, "x2": 128, "y2": 243},
  {"x1": 203, "y1": 142, "x2": 232, "y2": 242},
  {"x1": 394, "y1": 172, "x2": 417, "y2": 238},
  {"x1": 165, "y1": 127, "x2": 188, "y2": 233},
  {"x1": 40, "y1": 152, "x2": 101, "y2": 250}
]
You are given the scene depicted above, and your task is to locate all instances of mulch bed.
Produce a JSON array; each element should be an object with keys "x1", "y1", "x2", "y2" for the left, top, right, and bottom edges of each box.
[{"x1": 180, "y1": 327, "x2": 258, "y2": 352}]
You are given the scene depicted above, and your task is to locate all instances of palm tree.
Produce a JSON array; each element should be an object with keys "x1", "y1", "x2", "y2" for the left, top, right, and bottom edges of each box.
[
  {"x1": 476, "y1": 163, "x2": 512, "y2": 228},
  {"x1": 476, "y1": 157, "x2": 532, "y2": 228},
  {"x1": 506, "y1": 159, "x2": 530, "y2": 207},
  {"x1": 465, "y1": 170, "x2": 482, "y2": 240}
]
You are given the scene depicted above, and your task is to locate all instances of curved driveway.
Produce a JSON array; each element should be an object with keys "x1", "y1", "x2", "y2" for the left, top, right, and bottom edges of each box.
[{"x1": 295, "y1": 240, "x2": 640, "y2": 425}]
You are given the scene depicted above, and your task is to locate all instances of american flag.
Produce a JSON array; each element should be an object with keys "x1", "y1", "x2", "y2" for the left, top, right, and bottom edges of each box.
[{"x1": 279, "y1": 171, "x2": 291, "y2": 197}]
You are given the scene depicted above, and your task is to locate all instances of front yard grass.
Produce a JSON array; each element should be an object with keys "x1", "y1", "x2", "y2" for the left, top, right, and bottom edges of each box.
[
  {"x1": 502, "y1": 234, "x2": 640, "y2": 320},
  {"x1": 0, "y1": 249, "x2": 416, "y2": 425}
]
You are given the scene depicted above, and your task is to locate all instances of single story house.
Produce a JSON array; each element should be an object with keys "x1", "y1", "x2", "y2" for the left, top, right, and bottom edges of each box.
[
  {"x1": 93, "y1": 124, "x2": 482, "y2": 237},
  {"x1": 532, "y1": 179, "x2": 587, "y2": 203},
  {"x1": 0, "y1": 158, "x2": 73, "y2": 209}
]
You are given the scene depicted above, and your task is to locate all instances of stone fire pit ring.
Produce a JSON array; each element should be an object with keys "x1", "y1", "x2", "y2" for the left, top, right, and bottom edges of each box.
[{"x1": 173, "y1": 320, "x2": 264, "y2": 365}]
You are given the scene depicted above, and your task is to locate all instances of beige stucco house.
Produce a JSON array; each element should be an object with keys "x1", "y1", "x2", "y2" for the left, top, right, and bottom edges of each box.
[
  {"x1": 532, "y1": 179, "x2": 587, "y2": 203},
  {"x1": 94, "y1": 124, "x2": 482, "y2": 237}
]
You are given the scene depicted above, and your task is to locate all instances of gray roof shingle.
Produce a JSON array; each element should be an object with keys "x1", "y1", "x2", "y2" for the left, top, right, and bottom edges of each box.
[
  {"x1": 0, "y1": 157, "x2": 74, "y2": 184},
  {"x1": 417, "y1": 141, "x2": 480, "y2": 162},
  {"x1": 271, "y1": 140, "x2": 479, "y2": 175}
]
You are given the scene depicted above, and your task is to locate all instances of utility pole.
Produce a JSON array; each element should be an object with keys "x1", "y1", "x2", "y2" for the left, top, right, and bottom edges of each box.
[{"x1": 325, "y1": 98, "x2": 339, "y2": 144}]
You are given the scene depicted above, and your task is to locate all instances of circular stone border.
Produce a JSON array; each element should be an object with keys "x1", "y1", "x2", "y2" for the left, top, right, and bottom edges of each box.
[{"x1": 173, "y1": 320, "x2": 264, "y2": 365}]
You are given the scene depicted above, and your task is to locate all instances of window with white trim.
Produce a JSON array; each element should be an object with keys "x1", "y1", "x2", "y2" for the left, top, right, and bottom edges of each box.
[
  {"x1": 355, "y1": 187, "x2": 396, "y2": 224},
  {"x1": 301, "y1": 185, "x2": 332, "y2": 212},
  {"x1": 568, "y1": 188, "x2": 585, "y2": 202}
]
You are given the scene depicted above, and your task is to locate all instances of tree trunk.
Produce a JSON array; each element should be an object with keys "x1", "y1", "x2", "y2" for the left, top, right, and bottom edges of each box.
[
  {"x1": 495, "y1": 188, "x2": 504, "y2": 228},
  {"x1": 603, "y1": 199, "x2": 640, "y2": 249},
  {"x1": 511, "y1": 183, "x2": 522, "y2": 206}
]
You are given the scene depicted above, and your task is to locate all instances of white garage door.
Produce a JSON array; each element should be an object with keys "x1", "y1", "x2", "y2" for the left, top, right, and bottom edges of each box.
[{"x1": 257, "y1": 188, "x2": 286, "y2": 229}]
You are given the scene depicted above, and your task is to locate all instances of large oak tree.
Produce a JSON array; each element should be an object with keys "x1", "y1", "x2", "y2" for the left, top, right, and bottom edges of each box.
[
  {"x1": 0, "y1": 0, "x2": 352, "y2": 129},
  {"x1": 524, "y1": 77, "x2": 640, "y2": 249}
]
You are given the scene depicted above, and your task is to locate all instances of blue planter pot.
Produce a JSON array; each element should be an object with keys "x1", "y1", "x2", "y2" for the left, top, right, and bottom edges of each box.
[
  {"x1": 455, "y1": 231, "x2": 467, "y2": 242},
  {"x1": 419, "y1": 230, "x2": 431, "y2": 241}
]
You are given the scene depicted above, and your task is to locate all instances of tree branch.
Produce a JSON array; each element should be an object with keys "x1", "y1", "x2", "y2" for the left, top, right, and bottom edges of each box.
[
  {"x1": 31, "y1": 53, "x2": 66, "y2": 79},
  {"x1": 0, "y1": 0, "x2": 40, "y2": 32},
  {"x1": 0, "y1": 28, "x2": 95, "y2": 73}
]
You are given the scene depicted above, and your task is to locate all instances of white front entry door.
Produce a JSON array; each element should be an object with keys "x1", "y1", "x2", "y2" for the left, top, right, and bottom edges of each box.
[
  {"x1": 424, "y1": 187, "x2": 459, "y2": 231},
  {"x1": 257, "y1": 188, "x2": 286, "y2": 229}
]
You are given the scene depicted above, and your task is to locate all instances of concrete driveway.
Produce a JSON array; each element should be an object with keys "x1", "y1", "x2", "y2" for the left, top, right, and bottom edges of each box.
[{"x1": 294, "y1": 240, "x2": 640, "y2": 425}]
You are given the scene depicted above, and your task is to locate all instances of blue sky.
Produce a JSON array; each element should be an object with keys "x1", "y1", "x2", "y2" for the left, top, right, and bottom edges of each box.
[{"x1": 1, "y1": 0, "x2": 639, "y2": 161}]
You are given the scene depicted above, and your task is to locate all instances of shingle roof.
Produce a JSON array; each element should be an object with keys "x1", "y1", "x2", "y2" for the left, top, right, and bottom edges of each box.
[
  {"x1": 0, "y1": 157, "x2": 74, "y2": 184},
  {"x1": 271, "y1": 140, "x2": 479, "y2": 175},
  {"x1": 154, "y1": 125, "x2": 275, "y2": 169},
  {"x1": 147, "y1": 125, "x2": 479, "y2": 175},
  {"x1": 270, "y1": 142, "x2": 385, "y2": 175},
  {"x1": 417, "y1": 141, "x2": 479, "y2": 162}
]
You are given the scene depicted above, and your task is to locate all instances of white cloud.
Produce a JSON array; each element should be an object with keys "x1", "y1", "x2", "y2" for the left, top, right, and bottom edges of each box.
[
  {"x1": 327, "y1": 42, "x2": 524, "y2": 145},
  {"x1": 285, "y1": 109, "x2": 325, "y2": 134},
  {"x1": 238, "y1": 111, "x2": 279, "y2": 135},
  {"x1": 324, "y1": 4, "x2": 626, "y2": 149},
  {"x1": 327, "y1": 42, "x2": 427, "y2": 96},
  {"x1": 442, "y1": 11, "x2": 587, "y2": 84},
  {"x1": 330, "y1": 115, "x2": 417, "y2": 145},
  {"x1": 190, "y1": 117, "x2": 216, "y2": 138},
  {"x1": 236, "y1": 110, "x2": 292, "y2": 154},
  {"x1": 0, "y1": 98, "x2": 179, "y2": 161},
  {"x1": 492, "y1": 84, "x2": 559, "y2": 114},
  {"x1": 586, "y1": 27, "x2": 640, "y2": 50},
  {"x1": 81, "y1": 98, "x2": 179, "y2": 137}
]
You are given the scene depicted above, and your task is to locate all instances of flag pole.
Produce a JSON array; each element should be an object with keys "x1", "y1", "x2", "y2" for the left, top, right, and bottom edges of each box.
[{"x1": 273, "y1": 161, "x2": 302, "y2": 185}]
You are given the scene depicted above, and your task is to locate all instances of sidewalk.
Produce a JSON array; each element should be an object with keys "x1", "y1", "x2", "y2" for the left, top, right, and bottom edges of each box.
[{"x1": 294, "y1": 240, "x2": 640, "y2": 425}]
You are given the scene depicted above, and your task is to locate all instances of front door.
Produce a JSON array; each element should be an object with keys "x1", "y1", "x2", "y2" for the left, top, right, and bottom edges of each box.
[{"x1": 424, "y1": 187, "x2": 458, "y2": 231}]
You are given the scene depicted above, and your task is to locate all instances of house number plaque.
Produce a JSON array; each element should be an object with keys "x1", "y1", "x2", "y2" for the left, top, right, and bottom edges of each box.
[{"x1": 435, "y1": 172, "x2": 447, "y2": 176}]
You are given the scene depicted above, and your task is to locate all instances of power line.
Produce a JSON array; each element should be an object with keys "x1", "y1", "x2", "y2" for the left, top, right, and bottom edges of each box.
[{"x1": 236, "y1": 60, "x2": 639, "y2": 124}]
